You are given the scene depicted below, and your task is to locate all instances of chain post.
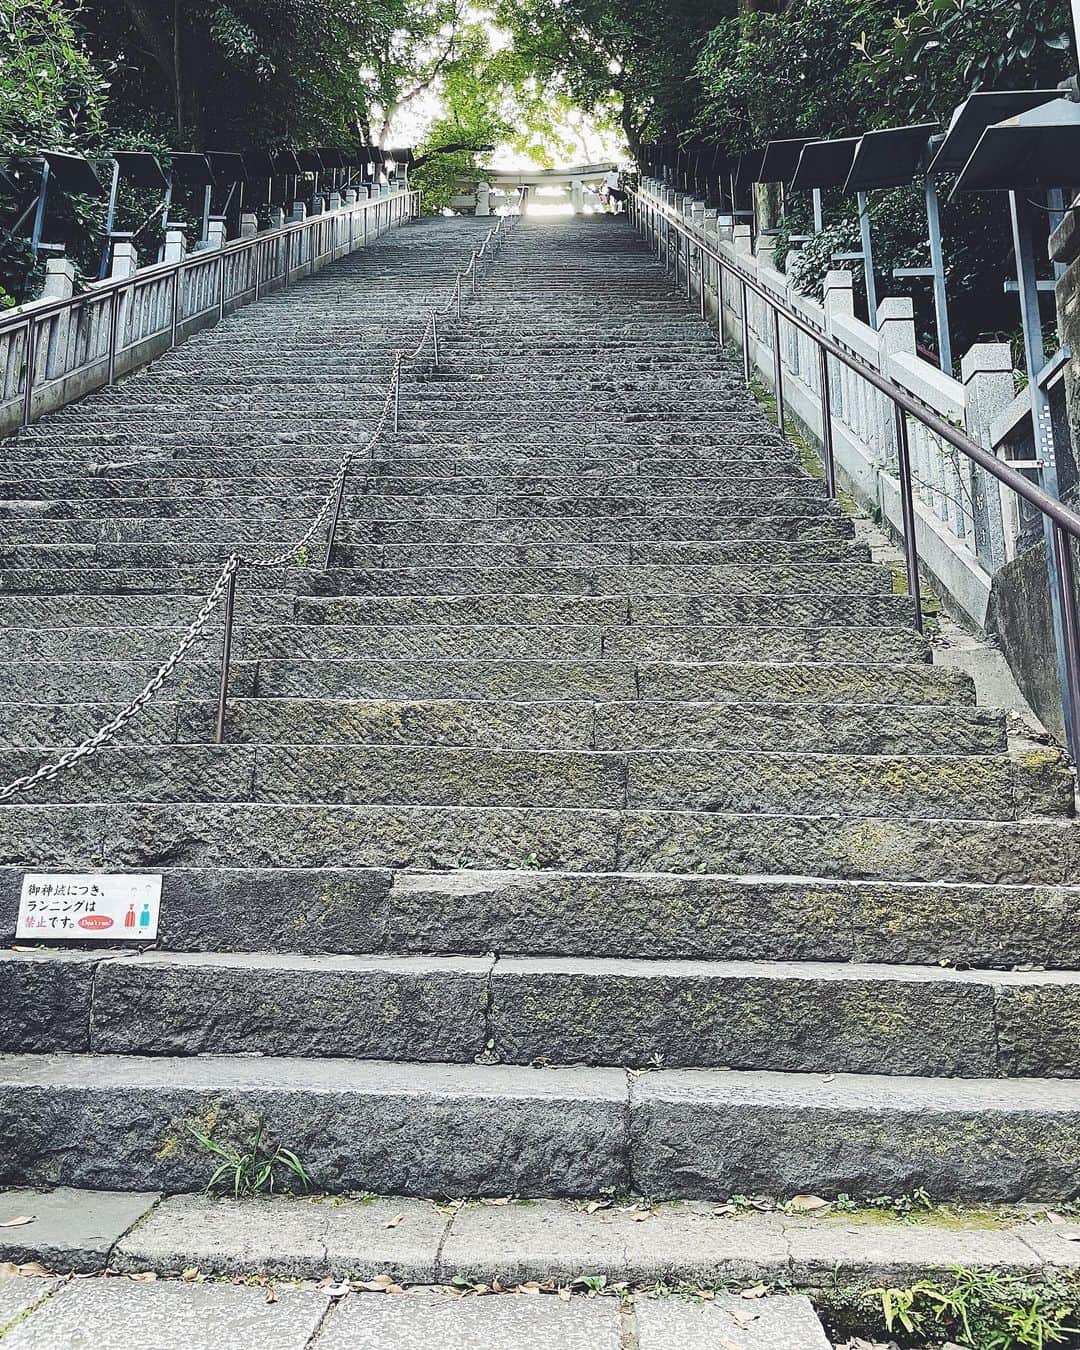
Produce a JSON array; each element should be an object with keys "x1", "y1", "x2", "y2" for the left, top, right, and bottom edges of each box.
[
  {"x1": 214, "y1": 562, "x2": 238, "y2": 745},
  {"x1": 393, "y1": 356, "x2": 401, "y2": 433},
  {"x1": 324, "y1": 466, "x2": 348, "y2": 570},
  {"x1": 432, "y1": 311, "x2": 439, "y2": 369}
]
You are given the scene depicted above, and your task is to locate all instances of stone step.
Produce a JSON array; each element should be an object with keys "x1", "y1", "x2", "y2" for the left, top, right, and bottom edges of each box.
[
  {"x1": 0, "y1": 593, "x2": 289, "y2": 627},
  {"x1": 0, "y1": 622, "x2": 929, "y2": 665},
  {"x1": 249, "y1": 657, "x2": 968, "y2": 703},
  {"x1": 0, "y1": 745, "x2": 1056, "y2": 817},
  {"x1": 69, "y1": 539, "x2": 869, "y2": 570},
  {"x1": 2, "y1": 866, "x2": 1064, "y2": 968},
  {"x1": 0, "y1": 493, "x2": 844, "y2": 522},
  {"x1": 295, "y1": 592, "x2": 915, "y2": 627},
  {"x1": 181, "y1": 697, "x2": 1003, "y2": 755},
  {"x1": 0, "y1": 512, "x2": 858, "y2": 546},
  {"x1": 1, "y1": 1053, "x2": 1078, "y2": 1200},
  {"x1": 10, "y1": 948, "x2": 1080, "y2": 1079},
  {"x1": 2, "y1": 802, "x2": 1076, "y2": 883}
]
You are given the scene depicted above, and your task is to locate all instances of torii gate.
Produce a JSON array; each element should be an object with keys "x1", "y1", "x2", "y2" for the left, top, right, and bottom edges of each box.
[{"x1": 452, "y1": 163, "x2": 619, "y2": 214}]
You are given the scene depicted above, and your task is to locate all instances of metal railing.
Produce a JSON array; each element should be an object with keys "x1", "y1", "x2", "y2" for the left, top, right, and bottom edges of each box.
[
  {"x1": 0, "y1": 196, "x2": 523, "y2": 802},
  {"x1": 0, "y1": 188, "x2": 421, "y2": 436},
  {"x1": 631, "y1": 182, "x2": 1080, "y2": 764}
]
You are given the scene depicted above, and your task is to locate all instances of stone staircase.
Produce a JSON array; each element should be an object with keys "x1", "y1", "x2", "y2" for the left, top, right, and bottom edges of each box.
[{"x1": 1, "y1": 212, "x2": 1080, "y2": 1208}]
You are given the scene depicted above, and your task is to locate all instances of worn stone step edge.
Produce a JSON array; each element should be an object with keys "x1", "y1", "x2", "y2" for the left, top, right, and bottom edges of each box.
[
  {"x1": 2, "y1": 1055, "x2": 1080, "y2": 1201},
  {"x1": 1, "y1": 1188, "x2": 1074, "y2": 1292},
  {"x1": 3, "y1": 866, "x2": 1067, "y2": 968},
  {"x1": 9, "y1": 949, "x2": 1080, "y2": 1078}
]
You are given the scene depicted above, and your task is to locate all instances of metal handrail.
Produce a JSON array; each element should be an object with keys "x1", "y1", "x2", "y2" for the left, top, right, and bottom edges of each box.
[{"x1": 630, "y1": 182, "x2": 1080, "y2": 762}]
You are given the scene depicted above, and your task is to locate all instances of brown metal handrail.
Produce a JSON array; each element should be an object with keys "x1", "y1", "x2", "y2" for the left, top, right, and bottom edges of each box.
[{"x1": 630, "y1": 183, "x2": 1080, "y2": 763}]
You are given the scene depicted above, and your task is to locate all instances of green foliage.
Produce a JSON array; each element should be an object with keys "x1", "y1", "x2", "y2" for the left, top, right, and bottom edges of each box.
[
  {"x1": 0, "y1": 0, "x2": 108, "y2": 155},
  {"x1": 857, "y1": 0, "x2": 1072, "y2": 125},
  {"x1": 187, "y1": 1122, "x2": 312, "y2": 1198},
  {"x1": 876, "y1": 1268, "x2": 1080, "y2": 1348},
  {"x1": 494, "y1": 0, "x2": 728, "y2": 149},
  {"x1": 693, "y1": 0, "x2": 875, "y2": 154}
]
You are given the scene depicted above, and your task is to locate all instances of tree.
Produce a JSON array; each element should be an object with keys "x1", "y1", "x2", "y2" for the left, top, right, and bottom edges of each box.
[
  {"x1": 494, "y1": 0, "x2": 728, "y2": 154},
  {"x1": 0, "y1": 0, "x2": 107, "y2": 155}
]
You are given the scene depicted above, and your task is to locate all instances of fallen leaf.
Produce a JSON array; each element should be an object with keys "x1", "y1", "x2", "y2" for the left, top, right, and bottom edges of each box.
[
  {"x1": 384, "y1": 1284, "x2": 405, "y2": 1295},
  {"x1": 787, "y1": 1194, "x2": 831, "y2": 1213},
  {"x1": 485, "y1": 1197, "x2": 512, "y2": 1207},
  {"x1": 0, "y1": 1217, "x2": 33, "y2": 1228},
  {"x1": 383, "y1": 1213, "x2": 405, "y2": 1229},
  {"x1": 631, "y1": 1210, "x2": 652, "y2": 1222},
  {"x1": 732, "y1": 1311, "x2": 761, "y2": 1328},
  {"x1": 126, "y1": 1272, "x2": 157, "y2": 1282},
  {"x1": 15, "y1": 1263, "x2": 51, "y2": 1278},
  {"x1": 1046, "y1": 1211, "x2": 1069, "y2": 1225},
  {"x1": 694, "y1": 1289, "x2": 715, "y2": 1299},
  {"x1": 354, "y1": 1274, "x2": 396, "y2": 1291},
  {"x1": 713, "y1": 1204, "x2": 738, "y2": 1216},
  {"x1": 738, "y1": 1283, "x2": 768, "y2": 1299},
  {"x1": 265, "y1": 1287, "x2": 278, "y2": 1304},
  {"x1": 586, "y1": 1200, "x2": 612, "y2": 1214},
  {"x1": 558, "y1": 1286, "x2": 572, "y2": 1302},
  {"x1": 181, "y1": 1268, "x2": 200, "y2": 1282}
]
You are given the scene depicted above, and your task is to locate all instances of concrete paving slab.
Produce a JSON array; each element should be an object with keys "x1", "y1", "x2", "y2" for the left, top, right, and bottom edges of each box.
[
  {"x1": 634, "y1": 1292, "x2": 830, "y2": 1348},
  {"x1": 785, "y1": 1215, "x2": 1043, "y2": 1284},
  {"x1": 0, "y1": 1187, "x2": 159, "y2": 1271},
  {"x1": 1013, "y1": 1219, "x2": 1080, "y2": 1268},
  {"x1": 0, "y1": 1276, "x2": 58, "y2": 1331},
  {"x1": 114, "y1": 1193, "x2": 448, "y2": 1281},
  {"x1": 439, "y1": 1200, "x2": 629, "y2": 1283},
  {"x1": 0, "y1": 1278, "x2": 326, "y2": 1350},
  {"x1": 314, "y1": 1289, "x2": 622, "y2": 1349},
  {"x1": 623, "y1": 1203, "x2": 788, "y2": 1284}
]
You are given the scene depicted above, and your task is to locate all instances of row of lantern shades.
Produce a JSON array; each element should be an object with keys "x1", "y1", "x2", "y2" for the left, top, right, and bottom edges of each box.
[{"x1": 3, "y1": 145, "x2": 415, "y2": 205}]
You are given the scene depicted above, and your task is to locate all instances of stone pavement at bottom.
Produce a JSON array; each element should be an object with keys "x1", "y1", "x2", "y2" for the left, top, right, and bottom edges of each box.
[{"x1": 0, "y1": 1276, "x2": 828, "y2": 1349}]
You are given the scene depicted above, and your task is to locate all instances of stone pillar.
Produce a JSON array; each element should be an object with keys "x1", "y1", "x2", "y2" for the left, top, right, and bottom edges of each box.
[
  {"x1": 328, "y1": 192, "x2": 342, "y2": 211},
  {"x1": 268, "y1": 208, "x2": 285, "y2": 231},
  {"x1": 570, "y1": 180, "x2": 584, "y2": 214},
  {"x1": 344, "y1": 190, "x2": 357, "y2": 205},
  {"x1": 756, "y1": 233, "x2": 778, "y2": 268},
  {"x1": 204, "y1": 220, "x2": 226, "y2": 250},
  {"x1": 963, "y1": 342, "x2": 1021, "y2": 563},
  {"x1": 290, "y1": 202, "x2": 307, "y2": 223},
  {"x1": 39, "y1": 259, "x2": 77, "y2": 381},
  {"x1": 239, "y1": 213, "x2": 259, "y2": 239},
  {"x1": 110, "y1": 242, "x2": 138, "y2": 279},
  {"x1": 822, "y1": 269, "x2": 855, "y2": 322},
  {"x1": 476, "y1": 181, "x2": 491, "y2": 216},
  {"x1": 732, "y1": 223, "x2": 753, "y2": 257},
  {"x1": 164, "y1": 229, "x2": 187, "y2": 264},
  {"x1": 875, "y1": 296, "x2": 917, "y2": 467},
  {"x1": 42, "y1": 257, "x2": 76, "y2": 301}
]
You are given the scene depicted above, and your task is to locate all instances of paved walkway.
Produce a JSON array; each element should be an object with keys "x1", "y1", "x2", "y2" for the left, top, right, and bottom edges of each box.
[{"x1": 0, "y1": 1274, "x2": 827, "y2": 1348}]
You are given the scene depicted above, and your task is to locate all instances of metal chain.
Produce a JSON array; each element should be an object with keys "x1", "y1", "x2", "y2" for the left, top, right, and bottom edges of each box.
[
  {"x1": 0, "y1": 556, "x2": 238, "y2": 803},
  {"x1": 0, "y1": 197, "x2": 523, "y2": 803}
]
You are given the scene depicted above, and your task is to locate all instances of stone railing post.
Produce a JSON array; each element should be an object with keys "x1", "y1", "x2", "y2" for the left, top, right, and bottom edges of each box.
[
  {"x1": 239, "y1": 213, "x2": 258, "y2": 239},
  {"x1": 476, "y1": 181, "x2": 491, "y2": 216},
  {"x1": 876, "y1": 297, "x2": 916, "y2": 467},
  {"x1": 109, "y1": 242, "x2": 139, "y2": 350},
  {"x1": 39, "y1": 258, "x2": 76, "y2": 380},
  {"x1": 962, "y1": 341, "x2": 1016, "y2": 563},
  {"x1": 822, "y1": 271, "x2": 855, "y2": 429},
  {"x1": 268, "y1": 207, "x2": 285, "y2": 231},
  {"x1": 164, "y1": 229, "x2": 186, "y2": 264}
]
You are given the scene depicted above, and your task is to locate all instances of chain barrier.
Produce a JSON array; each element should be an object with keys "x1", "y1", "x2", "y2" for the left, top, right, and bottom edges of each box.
[{"x1": 0, "y1": 191, "x2": 524, "y2": 800}]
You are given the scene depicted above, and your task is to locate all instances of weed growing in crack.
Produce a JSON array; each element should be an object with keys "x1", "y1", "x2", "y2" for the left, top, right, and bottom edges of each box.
[{"x1": 187, "y1": 1122, "x2": 312, "y2": 1198}]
